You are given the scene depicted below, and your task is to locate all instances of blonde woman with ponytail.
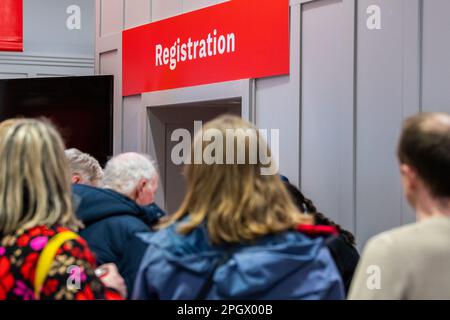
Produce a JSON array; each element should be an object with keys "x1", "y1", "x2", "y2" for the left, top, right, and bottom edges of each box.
[
  {"x1": 0, "y1": 119, "x2": 125, "y2": 300},
  {"x1": 133, "y1": 115, "x2": 344, "y2": 300}
]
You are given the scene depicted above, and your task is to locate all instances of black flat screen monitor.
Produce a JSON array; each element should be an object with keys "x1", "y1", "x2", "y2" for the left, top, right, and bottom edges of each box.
[{"x1": 0, "y1": 75, "x2": 113, "y2": 166}]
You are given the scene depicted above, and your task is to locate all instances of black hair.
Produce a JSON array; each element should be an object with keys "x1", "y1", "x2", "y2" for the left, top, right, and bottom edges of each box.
[{"x1": 283, "y1": 181, "x2": 356, "y2": 247}]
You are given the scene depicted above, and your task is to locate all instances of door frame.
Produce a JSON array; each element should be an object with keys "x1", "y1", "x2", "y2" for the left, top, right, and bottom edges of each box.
[{"x1": 141, "y1": 79, "x2": 253, "y2": 210}]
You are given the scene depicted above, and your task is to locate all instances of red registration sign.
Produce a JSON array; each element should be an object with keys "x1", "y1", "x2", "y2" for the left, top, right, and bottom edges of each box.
[
  {"x1": 122, "y1": 0, "x2": 290, "y2": 96},
  {"x1": 0, "y1": 0, "x2": 23, "y2": 52}
]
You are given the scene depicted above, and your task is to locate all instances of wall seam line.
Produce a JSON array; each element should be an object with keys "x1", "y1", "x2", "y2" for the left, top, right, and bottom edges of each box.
[
  {"x1": 352, "y1": 0, "x2": 359, "y2": 237},
  {"x1": 418, "y1": 0, "x2": 424, "y2": 113}
]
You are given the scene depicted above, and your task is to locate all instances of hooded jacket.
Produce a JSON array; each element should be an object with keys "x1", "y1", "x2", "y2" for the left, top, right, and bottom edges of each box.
[
  {"x1": 132, "y1": 221, "x2": 345, "y2": 300},
  {"x1": 72, "y1": 184, "x2": 165, "y2": 296}
]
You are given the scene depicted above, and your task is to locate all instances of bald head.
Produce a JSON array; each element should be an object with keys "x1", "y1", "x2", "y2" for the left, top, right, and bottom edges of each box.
[
  {"x1": 398, "y1": 112, "x2": 450, "y2": 198},
  {"x1": 103, "y1": 153, "x2": 158, "y2": 205},
  {"x1": 414, "y1": 112, "x2": 450, "y2": 133}
]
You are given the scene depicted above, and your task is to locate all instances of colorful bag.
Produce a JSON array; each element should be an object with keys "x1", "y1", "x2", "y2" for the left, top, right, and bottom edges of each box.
[{"x1": 34, "y1": 231, "x2": 79, "y2": 299}]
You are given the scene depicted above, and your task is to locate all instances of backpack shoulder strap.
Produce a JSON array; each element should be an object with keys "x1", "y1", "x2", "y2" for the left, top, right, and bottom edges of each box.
[{"x1": 34, "y1": 230, "x2": 80, "y2": 299}]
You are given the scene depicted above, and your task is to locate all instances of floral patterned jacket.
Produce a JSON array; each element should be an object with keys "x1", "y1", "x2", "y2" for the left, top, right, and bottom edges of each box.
[{"x1": 0, "y1": 225, "x2": 123, "y2": 300}]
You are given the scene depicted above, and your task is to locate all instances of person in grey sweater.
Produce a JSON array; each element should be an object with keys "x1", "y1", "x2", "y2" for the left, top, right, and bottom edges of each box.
[{"x1": 349, "y1": 112, "x2": 450, "y2": 300}]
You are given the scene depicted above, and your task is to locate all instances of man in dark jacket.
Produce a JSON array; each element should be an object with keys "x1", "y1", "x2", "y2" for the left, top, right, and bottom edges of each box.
[{"x1": 72, "y1": 153, "x2": 165, "y2": 297}]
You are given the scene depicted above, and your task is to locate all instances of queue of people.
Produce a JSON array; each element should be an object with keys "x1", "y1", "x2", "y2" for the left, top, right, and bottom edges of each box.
[{"x1": 0, "y1": 112, "x2": 449, "y2": 300}]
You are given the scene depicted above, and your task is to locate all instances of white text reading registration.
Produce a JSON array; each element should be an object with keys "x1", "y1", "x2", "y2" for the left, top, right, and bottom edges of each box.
[{"x1": 155, "y1": 29, "x2": 236, "y2": 71}]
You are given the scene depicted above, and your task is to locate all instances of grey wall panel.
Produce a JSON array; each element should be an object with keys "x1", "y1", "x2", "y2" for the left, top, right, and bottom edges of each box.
[
  {"x1": 125, "y1": 0, "x2": 152, "y2": 29},
  {"x1": 0, "y1": 72, "x2": 28, "y2": 79},
  {"x1": 356, "y1": 0, "x2": 406, "y2": 247},
  {"x1": 151, "y1": 0, "x2": 182, "y2": 21},
  {"x1": 421, "y1": 0, "x2": 450, "y2": 113},
  {"x1": 99, "y1": 49, "x2": 122, "y2": 153},
  {"x1": 100, "y1": 0, "x2": 124, "y2": 36},
  {"x1": 24, "y1": 0, "x2": 94, "y2": 56},
  {"x1": 255, "y1": 4, "x2": 301, "y2": 187},
  {"x1": 1, "y1": 0, "x2": 95, "y2": 79},
  {"x1": 0, "y1": 54, "x2": 94, "y2": 79},
  {"x1": 300, "y1": 0, "x2": 356, "y2": 233},
  {"x1": 97, "y1": 1, "x2": 125, "y2": 155},
  {"x1": 123, "y1": 95, "x2": 145, "y2": 152},
  {"x1": 400, "y1": 0, "x2": 421, "y2": 226},
  {"x1": 35, "y1": 74, "x2": 70, "y2": 77},
  {"x1": 182, "y1": 0, "x2": 229, "y2": 13}
]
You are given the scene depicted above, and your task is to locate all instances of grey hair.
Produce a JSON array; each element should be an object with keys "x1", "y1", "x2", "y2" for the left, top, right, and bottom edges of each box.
[
  {"x1": 65, "y1": 148, "x2": 104, "y2": 186},
  {"x1": 103, "y1": 152, "x2": 157, "y2": 196}
]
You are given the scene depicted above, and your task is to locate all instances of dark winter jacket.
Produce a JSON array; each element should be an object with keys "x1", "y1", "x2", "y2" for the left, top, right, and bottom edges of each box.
[
  {"x1": 297, "y1": 223, "x2": 359, "y2": 294},
  {"x1": 72, "y1": 184, "x2": 165, "y2": 296}
]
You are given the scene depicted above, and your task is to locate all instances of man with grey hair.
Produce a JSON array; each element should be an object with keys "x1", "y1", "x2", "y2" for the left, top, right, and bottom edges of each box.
[
  {"x1": 65, "y1": 148, "x2": 104, "y2": 187},
  {"x1": 102, "y1": 152, "x2": 158, "y2": 205},
  {"x1": 72, "y1": 152, "x2": 165, "y2": 297}
]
